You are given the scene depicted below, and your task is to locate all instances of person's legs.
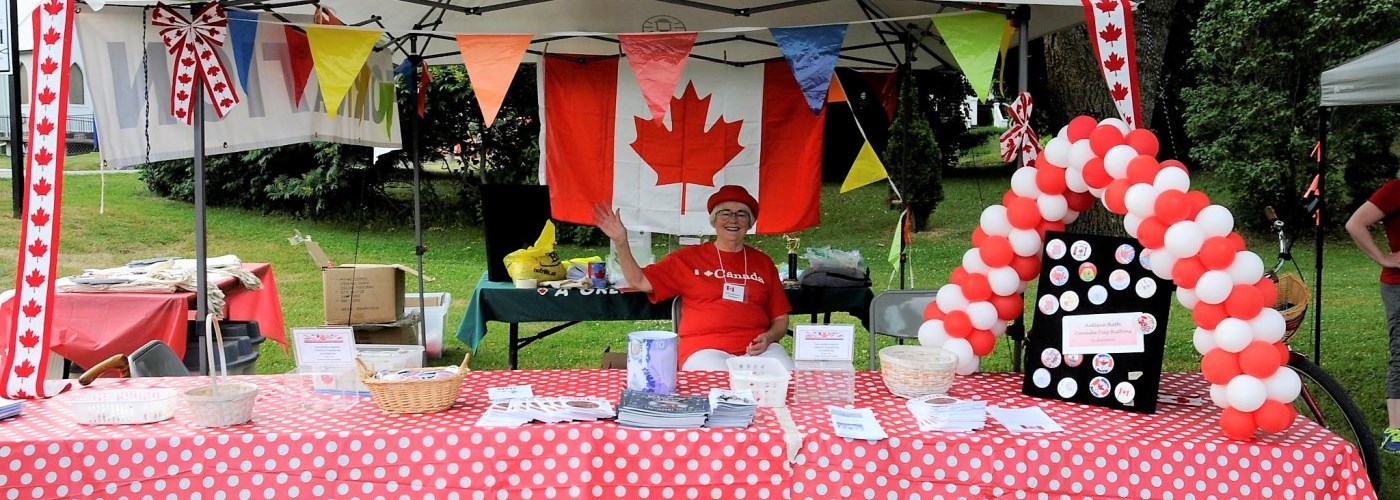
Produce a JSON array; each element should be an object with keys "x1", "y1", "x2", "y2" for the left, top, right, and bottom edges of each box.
[
  {"x1": 757, "y1": 343, "x2": 796, "y2": 371},
  {"x1": 1380, "y1": 283, "x2": 1400, "y2": 452},
  {"x1": 682, "y1": 349, "x2": 734, "y2": 371}
]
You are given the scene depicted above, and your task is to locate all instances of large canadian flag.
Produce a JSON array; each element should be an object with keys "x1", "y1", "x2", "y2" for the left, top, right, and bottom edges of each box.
[{"x1": 539, "y1": 56, "x2": 824, "y2": 235}]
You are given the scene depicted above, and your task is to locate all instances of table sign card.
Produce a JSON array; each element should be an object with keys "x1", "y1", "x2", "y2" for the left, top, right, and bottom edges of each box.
[
  {"x1": 1021, "y1": 231, "x2": 1174, "y2": 414},
  {"x1": 291, "y1": 327, "x2": 356, "y2": 366},
  {"x1": 793, "y1": 324, "x2": 855, "y2": 361},
  {"x1": 487, "y1": 385, "x2": 535, "y2": 402}
]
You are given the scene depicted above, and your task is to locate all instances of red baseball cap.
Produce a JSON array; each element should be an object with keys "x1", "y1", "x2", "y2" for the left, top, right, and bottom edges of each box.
[{"x1": 706, "y1": 185, "x2": 758, "y2": 220}]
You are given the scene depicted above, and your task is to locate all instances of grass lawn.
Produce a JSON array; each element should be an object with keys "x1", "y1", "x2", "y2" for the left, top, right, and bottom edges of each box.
[
  {"x1": 0, "y1": 152, "x2": 105, "y2": 172},
  {"x1": 0, "y1": 170, "x2": 1395, "y2": 496}
]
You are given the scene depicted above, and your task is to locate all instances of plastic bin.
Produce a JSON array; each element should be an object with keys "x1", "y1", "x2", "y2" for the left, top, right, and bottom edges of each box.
[
  {"x1": 294, "y1": 344, "x2": 425, "y2": 395},
  {"x1": 792, "y1": 360, "x2": 855, "y2": 404},
  {"x1": 404, "y1": 292, "x2": 452, "y2": 358},
  {"x1": 184, "y1": 320, "x2": 264, "y2": 376},
  {"x1": 726, "y1": 357, "x2": 791, "y2": 408}
]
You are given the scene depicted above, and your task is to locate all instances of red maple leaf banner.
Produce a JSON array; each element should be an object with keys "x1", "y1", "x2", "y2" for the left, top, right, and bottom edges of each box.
[
  {"x1": 42, "y1": 0, "x2": 62, "y2": 15},
  {"x1": 36, "y1": 87, "x2": 55, "y2": 105},
  {"x1": 34, "y1": 117, "x2": 53, "y2": 136},
  {"x1": 39, "y1": 57, "x2": 57, "y2": 75},
  {"x1": 1095, "y1": 0, "x2": 1118, "y2": 12},
  {"x1": 12, "y1": 360, "x2": 34, "y2": 379},
  {"x1": 17, "y1": 330, "x2": 39, "y2": 349},
  {"x1": 1110, "y1": 81, "x2": 1130, "y2": 101},
  {"x1": 20, "y1": 299, "x2": 41, "y2": 318},
  {"x1": 24, "y1": 269, "x2": 44, "y2": 288},
  {"x1": 1081, "y1": 0, "x2": 1140, "y2": 127},
  {"x1": 1104, "y1": 52, "x2": 1127, "y2": 72},
  {"x1": 34, "y1": 148, "x2": 53, "y2": 167},
  {"x1": 27, "y1": 238, "x2": 48, "y2": 258},
  {"x1": 630, "y1": 82, "x2": 745, "y2": 212},
  {"x1": 41, "y1": 27, "x2": 59, "y2": 46},
  {"x1": 32, "y1": 177, "x2": 51, "y2": 196},
  {"x1": 1100, "y1": 24, "x2": 1123, "y2": 43}
]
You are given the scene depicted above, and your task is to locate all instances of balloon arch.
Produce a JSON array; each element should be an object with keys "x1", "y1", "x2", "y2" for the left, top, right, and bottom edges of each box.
[{"x1": 917, "y1": 115, "x2": 1300, "y2": 440}]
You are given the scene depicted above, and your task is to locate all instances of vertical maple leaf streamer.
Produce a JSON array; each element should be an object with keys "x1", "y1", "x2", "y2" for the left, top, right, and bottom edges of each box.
[
  {"x1": 1080, "y1": 0, "x2": 1141, "y2": 128},
  {"x1": 4, "y1": 0, "x2": 75, "y2": 399}
]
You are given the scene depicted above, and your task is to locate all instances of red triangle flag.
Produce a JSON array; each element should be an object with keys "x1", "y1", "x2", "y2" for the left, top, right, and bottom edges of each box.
[
  {"x1": 618, "y1": 32, "x2": 698, "y2": 121},
  {"x1": 456, "y1": 34, "x2": 533, "y2": 127},
  {"x1": 284, "y1": 27, "x2": 315, "y2": 107}
]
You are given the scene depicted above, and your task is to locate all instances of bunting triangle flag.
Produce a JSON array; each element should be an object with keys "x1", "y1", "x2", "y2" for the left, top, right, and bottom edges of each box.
[
  {"x1": 770, "y1": 24, "x2": 847, "y2": 114},
  {"x1": 888, "y1": 210, "x2": 906, "y2": 267},
  {"x1": 841, "y1": 140, "x2": 889, "y2": 193},
  {"x1": 618, "y1": 32, "x2": 698, "y2": 121},
  {"x1": 826, "y1": 73, "x2": 847, "y2": 103},
  {"x1": 379, "y1": 82, "x2": 395, "y2": 138},
  {"x1": 227, "y1": 10, "x2": 258, "y2": 94},
  {"x1": 284, "y1": 27, "x2": 315, "y2": 107},
  {"x1": 305, "y1": 26, "x2": 382, "y2": 120},
  {"x1": 455, "y1": 34, "x2": 533, "y2": 127},
  {"x1": 998, "y1": 20, "x2": 1016, "y2": 96},
  {"x1": 931, "y1": 12, "x2": 1007, "y2": 103}
]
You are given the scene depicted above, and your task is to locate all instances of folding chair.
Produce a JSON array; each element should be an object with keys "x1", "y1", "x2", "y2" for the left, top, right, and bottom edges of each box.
[{"x1": 868, "y1": 290, "x2": 938, "y2": 369}]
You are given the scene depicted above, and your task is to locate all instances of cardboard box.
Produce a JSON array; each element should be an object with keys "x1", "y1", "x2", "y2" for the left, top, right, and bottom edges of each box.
[
  {"x1": 601, "y1": 346, "x2": 627, "y2": 369},
  {"x1": 323, "y1": 265, "x2": 411, "y2": 324},
  {"x1": 349, "y1": 314, "x2": 422, "y2": 345}
]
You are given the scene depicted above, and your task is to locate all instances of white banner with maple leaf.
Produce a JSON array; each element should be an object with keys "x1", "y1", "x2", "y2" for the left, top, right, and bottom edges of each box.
[
  {"x1": 3, "y1": 0, "x2": 75, "y2": 399},
  {"x1": 1081, "y1": 0, "x2": 1141, "y2": 128}
]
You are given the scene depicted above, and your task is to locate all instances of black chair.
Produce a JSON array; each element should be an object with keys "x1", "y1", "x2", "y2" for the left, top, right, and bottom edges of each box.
[{"x1": 867, "y1": 290, "x2": 939, "y2": 369}]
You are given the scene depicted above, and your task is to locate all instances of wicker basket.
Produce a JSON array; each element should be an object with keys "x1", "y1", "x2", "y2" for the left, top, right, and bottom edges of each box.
[
  {"x1": 1273, "y1": 273, "x2": 1310, "y2": 343},
  {"x1": 879, "y1": 345, "x2": 957, "y2": 398},
  {"x1": 185, "y1": 382, "x2": 259, "y2": 427},
  {"x1": 357, "y1": 355, "x2": 470, "y2": 414}
]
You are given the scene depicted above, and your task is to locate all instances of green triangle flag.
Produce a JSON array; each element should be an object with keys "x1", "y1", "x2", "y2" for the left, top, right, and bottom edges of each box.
[
  {"x1": 888, "y1": 210, "x2": 905, "y2": 267},
  {"x1": 378, "y1": 82, "x2": 396, "y2": 138},
  {"x1": 841, "y1": 141, "x2": 889, "y2": 193},
  {"x1": 931, "y1": 12, "x2": 1007, "y2": 103}
]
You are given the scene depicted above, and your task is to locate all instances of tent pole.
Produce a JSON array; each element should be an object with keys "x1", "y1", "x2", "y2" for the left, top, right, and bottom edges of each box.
[
  {"x1": 8, "y1": 0, "x2": 21, "y2": 219},
  {"x1": 897, "y1": 25, "x2": 917, "y2": 290},
  {"x1": 193, "y1": 64, "x2": 207, "y2": 322},
  {"x1": 1009, "y1": 5, "x2": 1031, "y2": 375},
  {"x1": 1314, "y1": 107, "x2": 1329, "y2": 365},
  {"x1": 409, "y1": 54, "x2": 428, "y2": 352}
]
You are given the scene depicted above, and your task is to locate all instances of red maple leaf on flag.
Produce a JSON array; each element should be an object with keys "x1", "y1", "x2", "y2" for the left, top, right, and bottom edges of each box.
[
  {"x1": 37, "y1": 87, "x2": 55, "y2": 106},
  {"x1": 28, "y1": 238, "x2": 48, "y2": 258},
  {"x1": 13, "y1": 389, "x2": 27, "y2": 399},
  {"x1": 30, "y1": 208, "x2": 49, "y2": 227},
  {"x1": 43, "y1": 0, "x2": 63, "y2": 15},
  {"x1": 181, "y1": 57, "x2": 196, "y2": 68},
  {"x1": 35, "y1": 118, "x2": 53, "y2": 137},
  {"x1": 1095, "y1": 0, "x2": 1119, "y2": 13},
  {"x1": 213, "y1": 82, "x2": 227, "y2": 93},
  {"x1": 1110, "y1": 81, "x2": 1130, "y2": 101},
  {"x1": 176, "y1": 90, "x2": 189, "y2": 102},
  {"x1": 42, "y1": 27, "x2": 60, "y2": 46},
  {"x1": 24, "y1": 269, "x2": 44, "y2": 288},
  {"x1": 207, "y1": 66, "x2": 222, "y2": 78},
  {"x1": 32, "y1": 177, "x2": 52, "y2": 196},
  {"x1": 34, "y1": 148, "x2": 53, "y2": 167},
  {"x1": 21, "y1": 299, "x2": 41, "y2": 318},
  {"x1": 40, "y1": 57, "x2": 57, "y2": 75},
  {"x1": 17, "y1": 330, "x2": 39, "y2": 349},
  {"x1": 185, "y1": 42, "x2": 195, "y2": 52},
  {"x1": 1100, "y1": 24, "x2": 1123, "y2": 43},
  {"x1": 201, "y1": 50, "x2": 213, "y2": 61},
  {"x1": 178, "y1": 74, "x2": 193, "y2": 85},
  {"x1": 220, "y1": 98, "x2": 234, "y2": 108},
  {"x1": 175, "y1": 108, "x2": 188, "y2": 120},
  {"x1": 1103, "y1": 52, "x2": 1127, "y2": 72},
  {"x1": 13, "y1": 360, "x2": 34, "y2": 379},
  {"x1": 630, "y1": 83, "x2": 744, "y2": 188}
]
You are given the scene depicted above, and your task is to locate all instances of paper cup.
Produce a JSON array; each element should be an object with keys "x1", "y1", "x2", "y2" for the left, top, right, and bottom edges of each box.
[
  {"x1": 513, "y1": 278, "x2": 537, "y2": 289},
  {"x1": 627, "y1": 330, "x2": 678, "y2": 394}
]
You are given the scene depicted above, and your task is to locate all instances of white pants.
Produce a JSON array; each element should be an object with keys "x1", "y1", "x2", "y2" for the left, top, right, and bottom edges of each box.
[{"x1": 682, "y1": 344, "x2": 796, "y2": 371}]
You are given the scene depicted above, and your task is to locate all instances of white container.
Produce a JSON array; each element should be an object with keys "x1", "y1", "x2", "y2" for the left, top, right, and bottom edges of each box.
[
  {"x1": 404, "y1": 292, "x2": 452, "y2": 358},
  {"x1": 69, "y1": 388, "x2": 178, "y2": 425},
  {"x1": 293, "y1": 344, "x2": 424, "y2": 396},
  {"x1": 792, "y1": 360, "x2": 856, "y2": 404},
  {"x1": 726, "y1": 356, "x2": 791, "y2": 408}
]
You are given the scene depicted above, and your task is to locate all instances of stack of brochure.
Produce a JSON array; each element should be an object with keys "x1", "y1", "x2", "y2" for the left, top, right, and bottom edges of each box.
[
  {"x1": 906, "y1": 394, "x2": 986, "y2": 432},
  {"x1": 616, "y1": 390, "x2": 710, "y2": 429},
  {"x1": 0, "y1": 399, "x2": 20, "y2": 420},
  {"x1": 475, "y1": 397, "x2": 615, "y2": 427},
  {"x1": 704, "y1": 389, "x2": 758, "y2": 428}
]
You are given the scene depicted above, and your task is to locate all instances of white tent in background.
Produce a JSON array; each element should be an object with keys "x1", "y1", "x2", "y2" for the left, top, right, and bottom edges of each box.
[{"x1": 1320, "y1": 39, "x2": 1400, "y2": 106}]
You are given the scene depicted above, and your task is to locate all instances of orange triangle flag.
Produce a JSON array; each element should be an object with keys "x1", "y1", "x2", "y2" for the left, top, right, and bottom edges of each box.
[
  {"x1": 619, "y1": 32, "x2": 698, "y2": 121},
  {"x1": 827, "y1": 73, "x2": 848, "y2": 103},
  {"x1": 455, "y1": 34, "x2": 533, "y2": 127}
]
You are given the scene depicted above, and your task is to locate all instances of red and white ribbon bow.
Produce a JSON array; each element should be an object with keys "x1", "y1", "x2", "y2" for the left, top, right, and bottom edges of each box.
[
  {"x1": 999, "y1": 92, "x2": 1039, "y2": 167},
  {"x1": 151, "y1": 2, "x2": 239, "y2": 124}
]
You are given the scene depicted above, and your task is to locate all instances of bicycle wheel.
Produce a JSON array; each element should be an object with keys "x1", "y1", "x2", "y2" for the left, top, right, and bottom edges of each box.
[{"x1": 1287, "y1": 352, "x2": 1383, "y2": 491}]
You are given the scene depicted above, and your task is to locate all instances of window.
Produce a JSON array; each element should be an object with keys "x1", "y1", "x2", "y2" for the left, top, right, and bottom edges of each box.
[{"x1": 69, "y1": 64, "x2": 83, "y2": 105}]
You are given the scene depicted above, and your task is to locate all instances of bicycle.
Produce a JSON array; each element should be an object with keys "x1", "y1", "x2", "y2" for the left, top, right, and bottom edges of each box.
[{"x1": 1264, "y1": 206, "x2": 1382, "y2": 490}]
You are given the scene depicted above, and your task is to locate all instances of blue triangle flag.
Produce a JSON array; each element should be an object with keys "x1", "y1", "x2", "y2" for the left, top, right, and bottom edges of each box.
[
  {"x1": 395, "y1": 58, "x2": 416, "y2": 89},
  {"x1": 227, "y1": 10, "x2": 259, "y2": 94},
  {"x1": 770, "y1": 24, "x2": 848, "y2": 114}
]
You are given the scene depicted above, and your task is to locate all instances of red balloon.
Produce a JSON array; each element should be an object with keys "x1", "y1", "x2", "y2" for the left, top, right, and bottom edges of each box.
[
  {"x1": 1219, "y1": 408, "x2": 1258, "y2": 440},
  {"x1": 1067, "y1": 115, "x2": 1098, "y2": 142},
  {"x1": 923, "y1": 301, "x2": 945, "y2": 321},
  {"x1": 1066, "y1": 191, "x2": 1096, "y2": 212},
  {"x1": 1276, "y1": 342, "x2": 1291, "y2": 365},
  {"x1": 1037, "y1": 220, "x2": 1066, "y2": 239},
  {"x1": 1154, "y1": 189, "x2": 1191, "y2": 225},
  {"x1": 1186, "y1": 190, "x2": 1211, "y2": 218},
  {"x1": 1255, "y1": 400, "x2": 1296, "y2": 433},
  {"x1": 1006, "y1": 197, "x2": 1042, "y2": 230},
  {"x1": 980, "y1": 236, "x2": 1016, "y2": 268},
  {"x1": 971, "y1": 227, "x2": 987, "y2": 247},
  {"x1": 1011, "y1": 255, "x2": 1040, "y2": 282},
  {"x1": 1126, "y1": 155, "x2": 1162, "y2": 186},
  {"x1": 1125, "y1": 128, "x2": 1160, "y2": 158},
  {"x1": 1001, "y1": 190, "x2": 1018, "y2": 207},
  {"x1": 1201, "y1": 349, "x2": 1242, "y2": 385},
  {"x1": 1089, "y1": 125, "x2": 1125, "y2": 157},
  {"x1": 1082, "y1": 157, "x2": 1113, "y2": 189},
  {"x1": 1255, "y1": 278, "x2": 1278, "y2": 308},
  {"x1": 1239, "y1": 340, "x2": 1282, "y2": 378},
  {"x1": 1137, "y1": 217, "x2": 1168, "y2": 250},
  {"x1": 1171, "y1": 257, "x2": 1207, "y2": 288},
  {"x1": 943, "y1": 310, "x2": 972, "y2": 338},
  {"x1": 1226, "y1": 232, "x2": 1247, "y2": 251},
  {"x1": 991, "y1": 293, "x2": 1023, "y2": 320},
  {"x1": 1198, "y1": 236, "x2": 1236, "y2": 270},
  {"x1": 1035, "y1": 164, "x2": 1068, "y2": 194},
  {"x1": 1225, "y1": 284, "x2": 1265, "y2": 320},
  {"x1": 962, "y1": 273, "x2": 993, "y2": 303},
  {"x1": 1103, "y1": 179, "x2": 1131, "y2": 215},
  {"x1": 968, "y1": 329, "x2": 996, "y2": 356},
  {"x1": 1193, "y1": 302, "x2": 1229, "y2": 330},
  {"x1": 1160, "y1": 159, "x2": 1188, "y2": 172},
  {"x1": 949, "y1": 266, "x2": 969, "y2": 285},
  {"x1": 1035, "y1": 150, "x2": 1054, "y2": 169}
]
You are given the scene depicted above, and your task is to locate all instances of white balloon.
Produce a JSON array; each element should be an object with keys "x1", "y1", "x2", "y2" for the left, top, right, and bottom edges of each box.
[
  {"x1": 1017, "y1": 280, "x2": 1031, "y2": 294},
  {"x1": 1123, "y1": 213, "x2": 1144, "y2": 238},
  {"x1": 1065, "y1": 166, "x2": 1089, "y2": 193},
  {"x1": 1011, "y1": 167, "x2": 1041, "y2": 198},
  {"x1": 942, "y1": 338, "x2": 980, "y2": 375},
  {"x1": 1197, "y1": 271, "x2": 1234, "y2": 304},
  {"x1": 1103, "y1": 145, "x2": 1139, "y2": 179},
  {"x1": 1037, "y1": 194, "x2": 1069, "y2": 222},
  {"x1": 1062, "y1": 210, "x2": 1081, "y2": 225},
  {"x1": 936, "y1": 284, "x2": 969, "y2": 313},
  {"x1": 1099, "y1": 117, "x2": 1130, "y2": 135},
  {"x1": 1089, "y1": 186, "x2": 1106, "y2": 198},
  {"x1": 988, "y1": 267, "x2": 1021, "y2": 297},
  {"x1": 1125, "y1": 184, "x2": 1160, "y2": 219},
  {"x1": 962, "y1": 248, "x2": 991, "y2": 274},
  {"x1": 1264, "y1": 368, "x2": 1302, "y2": 402},
  {"x1": 990, "y1": 320, "x2": 1008, "y2": 336},
  {"x1": 1177, "y1": 287, "x2": 1199, "y2": 308},
  {"x1": 1164, "y1": 221, "x2": 1206, "y2": 259},
  {"x1": 1153, "y1": 166, "x2": 1191, "y2": 193},
  {"x1": 1149, "y1": 248, "x2": 1178, "y2": 281},
  {"x1": 917, "y1": 319, "x2": 950, "y2": 347},
  {"x1": 1249, "y1": 308, "x2": 1287, "y2": 344},
  {"x1": 1196, "y1": 205, "x2": 1235, "y2": 237},
  {"x1": 967, "y1": 301, "x2": 998, "y2": 330},
  {"x1": 1044, "y1": 136, "x2": 1072, "y2": 168},
  {"x1": 1056, "y1": 125, "x2": 1070, "y2": 139},
  {"x1": 1069, "y1": 139, "x2": 1097, "y2": 171},
  {"x1": 1209, "y1": 384, "x2": 1229, "y2": 409},
  {"x1": 1009, "y1": 228, "x2": 1042, "y2": 257},
  {"x1": 980, "y1": 205, "x2": 1013, "y2": 236},
  {"x1": 1226, "y1": 375, "x2": 1268, "y2": 412},
  {"x1": 1192, "y1": 327, "x2": 1218, "y2": 356},
  {"x1": 1214, "y1": 318, "x2": 1253, "y2": 353},
  {"x1": 1228, "y1": 251, "x2": 1265, "y2": 285}
]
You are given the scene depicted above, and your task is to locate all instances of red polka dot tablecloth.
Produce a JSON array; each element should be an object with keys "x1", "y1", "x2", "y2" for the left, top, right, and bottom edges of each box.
[
  {"x1": 0, "y1": 370, "x2": 790, "y2": 499},
  {"x1": 784, "y1": 372, "x2": 1376, "y2": 500}
]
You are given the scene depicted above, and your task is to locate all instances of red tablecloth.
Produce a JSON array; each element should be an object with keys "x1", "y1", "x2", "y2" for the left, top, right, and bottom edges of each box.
[
  {"x1": 785, "y1": 372, "x2": 1377, "y2": 500},
  {"x1": 0, "y1": 263, "x2": 287, "y2": 369}
]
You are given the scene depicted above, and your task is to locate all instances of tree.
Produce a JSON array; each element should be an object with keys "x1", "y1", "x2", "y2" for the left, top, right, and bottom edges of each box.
[{"x1": 887, "y1": 75, "x2": 945, "y2": 232}]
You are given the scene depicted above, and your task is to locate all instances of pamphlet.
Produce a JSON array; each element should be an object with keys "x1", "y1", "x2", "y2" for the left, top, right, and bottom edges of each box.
[
  {"x1": 827, "y1": 406, "x2": 888, "y2": 440},
  {"x1": 986, "y1": 406, "x2": 1064, "y2": 434},
  {"x1": 794, "y1": 324, "x2": 855, "y2": 361},
  {"x1": 290, "y1": 327, "x2": 356, "y2": 366},
  {"x1": 487, "y1": 385, "x2": 535, "y2": 402}
]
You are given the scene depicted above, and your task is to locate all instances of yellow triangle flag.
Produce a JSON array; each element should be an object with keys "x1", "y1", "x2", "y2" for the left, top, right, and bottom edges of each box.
[
  {"x1": 827, "y1": 73, "x2": 848, "y2": 103},
  {"x1": 456, "y1": 34, "x2": 533, "y2": 127},
  {"x1": 888, "y1": 210, "x2": 905, "y2": 267},
  {"x1": 931, "y1": 12, "x2": 1007, "y2": 103},
  {"x1": 997, "y1": 20, "x2": 1016, "y2": 96},
  {"x1": 305, "y1": 26, "x2": 382, "y2": 120},
  {"x1": 841, "y1": 141, "x2": 889, "y2": 193}
]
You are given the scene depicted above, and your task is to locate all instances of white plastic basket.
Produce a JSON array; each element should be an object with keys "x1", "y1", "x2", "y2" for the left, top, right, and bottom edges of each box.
[
  {"x1": 69, "y1": 388, "x2": 178, "y2": 425},
  {"x1": 184, "y1": 382, "x2": 259, "y2": 427},
  {"x1": 726, "y1": 357, "x2": 791, "y2": 408}
]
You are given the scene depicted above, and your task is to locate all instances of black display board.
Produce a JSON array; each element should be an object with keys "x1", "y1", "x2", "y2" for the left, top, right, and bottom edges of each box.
[
  {"x1": 482, "y1": 185, "x2": 552, "y2": 283},
  {"x1": 1021, "y1": 231, "x2": 1175, "y2": 414}
]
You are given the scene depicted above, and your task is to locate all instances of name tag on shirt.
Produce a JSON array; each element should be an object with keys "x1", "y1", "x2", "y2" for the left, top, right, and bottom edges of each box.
[{"x1": 722, "y1": 283, "x2": 746, "y2": 302}]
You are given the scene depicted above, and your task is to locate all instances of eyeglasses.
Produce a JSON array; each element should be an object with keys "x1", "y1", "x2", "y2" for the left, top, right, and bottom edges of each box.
[{"x1": 714, "y1": 210, "x2": 752, "y2": 221}]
